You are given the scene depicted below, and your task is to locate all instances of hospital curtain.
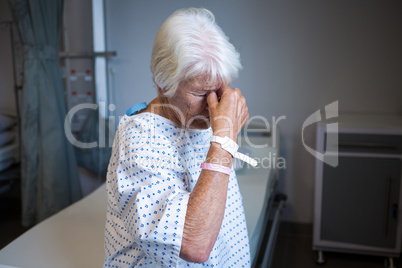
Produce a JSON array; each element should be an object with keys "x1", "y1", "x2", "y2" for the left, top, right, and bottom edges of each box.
[{"x1": 8, "y1": 0, "x2": 82, "y2": 226}]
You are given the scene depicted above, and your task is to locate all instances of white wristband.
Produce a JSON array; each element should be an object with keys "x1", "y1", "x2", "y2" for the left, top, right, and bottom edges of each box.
[
  {"x1": 210, "y1": 136, "x2": 239, "y2": 156},
  {"x1": 210, "y1": 135, "x2": 257, "y2": 167}
]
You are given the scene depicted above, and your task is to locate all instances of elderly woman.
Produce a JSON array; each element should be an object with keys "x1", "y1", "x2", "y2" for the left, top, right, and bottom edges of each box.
[{"x1": 104, "y1": 8, "x2": 251, "y2": 267}]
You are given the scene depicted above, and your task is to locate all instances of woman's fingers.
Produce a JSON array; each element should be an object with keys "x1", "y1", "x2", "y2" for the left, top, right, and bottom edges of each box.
[
  {"x1": 218, "y1": 85, "x2": 231, "y2": 98},
  {"x1": 207, "y1": 91, "x2": 219, "y2": 110},
  {"x1": 207, "y1": 85, "x2": 249, "y2": 141}
]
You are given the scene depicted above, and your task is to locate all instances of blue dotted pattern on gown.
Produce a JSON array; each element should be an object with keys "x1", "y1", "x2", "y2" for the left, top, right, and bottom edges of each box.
[{"x1": 104, "y1": 112, "x2": 250, "y2": 267}]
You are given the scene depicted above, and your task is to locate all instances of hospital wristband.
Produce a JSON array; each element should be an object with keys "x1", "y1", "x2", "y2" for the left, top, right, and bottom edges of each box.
[
  {"x1": 210, "y1": 135, "x2": 258, "y2": 167},
  {"x1": 200, "y1": 163, "x2": 231, "y2": 176},
  {"x1": 210, "y1": 136, "x2": 239, "y2": 156}
]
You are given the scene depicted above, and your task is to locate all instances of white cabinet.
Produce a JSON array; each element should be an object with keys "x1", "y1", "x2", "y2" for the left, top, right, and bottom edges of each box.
[{"x1": 313, "y1": 114, "x2": 402, "y2": 266}]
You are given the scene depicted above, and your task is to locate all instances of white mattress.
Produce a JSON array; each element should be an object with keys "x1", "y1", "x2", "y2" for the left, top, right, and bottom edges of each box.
[
  {"x1": 0, "y1": 114, "x2": 16, "y2": 133},
  {"x1": 0, "y1": 129, "x2": 278, "y2": 268},
  {"x1": 0, "y1": 131, "x2": 15, "y2": 148},
  {"x1": 0, "y1": 124, "x2": 19, "y2": 172},
  {"x1": 0, "y1": 141, "x2": 19, "y2": 172}
]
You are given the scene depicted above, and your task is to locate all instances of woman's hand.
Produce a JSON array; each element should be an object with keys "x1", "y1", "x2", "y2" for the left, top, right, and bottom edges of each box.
[{"x1": 207, "y1": 86, "x2": 249, "y2": 142}]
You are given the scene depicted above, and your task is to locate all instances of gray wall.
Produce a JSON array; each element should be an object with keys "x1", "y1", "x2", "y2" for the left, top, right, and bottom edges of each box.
[
  {"x1": 0, "y1": 1, "x2": 16, "y2": 115},
  {"x1": 1, "y1": 1, "x2": 400, "y2": 223},
  {"x1": 105, "y1": 0, "x2": 402, "y2": 223}
]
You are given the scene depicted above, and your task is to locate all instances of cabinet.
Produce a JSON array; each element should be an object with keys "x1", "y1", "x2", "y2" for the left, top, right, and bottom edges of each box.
[{"x1": 313, "y1": 114, "x2": 402, "y2": 266}]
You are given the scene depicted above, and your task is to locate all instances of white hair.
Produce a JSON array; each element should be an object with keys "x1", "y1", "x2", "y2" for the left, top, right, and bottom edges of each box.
[{"x1": 151, "y1": 8, "x2": 242, "y2": 97}]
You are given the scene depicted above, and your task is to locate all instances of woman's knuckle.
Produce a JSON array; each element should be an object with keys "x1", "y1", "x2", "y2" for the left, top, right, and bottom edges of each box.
[{"x1": 228, "y1": 93, "x2": 236, "y2": 101}]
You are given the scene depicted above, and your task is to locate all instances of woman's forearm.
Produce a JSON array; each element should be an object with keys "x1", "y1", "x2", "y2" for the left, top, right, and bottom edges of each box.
[
  {"x1": 179, "y1": 142, "x2": 233, "y2": 263},
  {"x1": 180, "y1": 86, "x2": 248, "y2": 263}
]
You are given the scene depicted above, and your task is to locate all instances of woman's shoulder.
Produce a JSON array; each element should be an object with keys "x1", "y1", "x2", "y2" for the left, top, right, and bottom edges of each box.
[
  {"x1": 116, "y1": 112, "x2": 212, "y2": 146},
  {"x1": 116, "y1": 113, "x2": 181, "y2": 145},
  {"x1": 118, "y1": 113, "x2": 177, "y2": 131}
]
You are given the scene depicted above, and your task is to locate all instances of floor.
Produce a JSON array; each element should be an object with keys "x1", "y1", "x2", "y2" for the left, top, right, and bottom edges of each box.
[
  {"x1": 0, "y1": 174, "x2": 30, "y2": 250},
  {"x1": 271, "y1": 222, "x2": 399, "y2": 268},
  {"x1": 0, "y1": 196, "x2": 30, "y2": 250}
]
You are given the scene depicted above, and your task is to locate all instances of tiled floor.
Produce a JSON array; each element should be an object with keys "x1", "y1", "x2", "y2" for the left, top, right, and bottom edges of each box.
[{"x1": 271, "y1": 222, "x2": 399, "y2": 268}]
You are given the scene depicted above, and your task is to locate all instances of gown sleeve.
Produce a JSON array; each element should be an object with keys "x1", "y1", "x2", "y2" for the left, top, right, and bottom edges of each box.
[{"x1": 106, "y1": 116, "x2": 191, "y2": 267}]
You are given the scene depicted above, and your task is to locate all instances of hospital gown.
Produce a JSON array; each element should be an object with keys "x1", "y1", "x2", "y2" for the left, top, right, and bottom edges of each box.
[{"x1": 104, "y1": 112, "x2": 250, "y2": 267}]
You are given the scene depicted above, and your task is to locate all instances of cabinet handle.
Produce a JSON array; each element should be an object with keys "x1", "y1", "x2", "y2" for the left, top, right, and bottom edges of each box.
[
  {"x1": 384, "y1": 177, "x2": 392, "y2": 236},
  {"x1": 337, "y1": 142, "x2": 398, "y2": 150}
]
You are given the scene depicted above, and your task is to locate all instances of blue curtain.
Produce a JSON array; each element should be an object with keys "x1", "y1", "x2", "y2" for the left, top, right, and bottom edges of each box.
[{"x1": 8, "y1": 0, "x2": 82, "y2": 226}]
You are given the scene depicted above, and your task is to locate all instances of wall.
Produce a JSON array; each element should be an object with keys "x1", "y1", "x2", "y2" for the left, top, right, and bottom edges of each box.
[
  {"x1": 106, "y1": 0, "x2": 402, "y2": 223},
  {"x1": 0, "y1": 1, "x2": 17, "y2": 115}
]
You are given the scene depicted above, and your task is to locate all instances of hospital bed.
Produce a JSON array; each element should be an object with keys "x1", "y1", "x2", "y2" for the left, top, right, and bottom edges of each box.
[
  {"x1": 0, "y1": 123, "x2": 285, "y2": 268},
  {"x1": 237, "y1": 124, "x2": 286, "y2": 267}
]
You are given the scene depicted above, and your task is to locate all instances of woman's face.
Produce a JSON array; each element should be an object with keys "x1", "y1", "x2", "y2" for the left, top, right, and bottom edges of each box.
[{"x1": 163, "y1": 78, "x2": 222, "y2": 129}]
